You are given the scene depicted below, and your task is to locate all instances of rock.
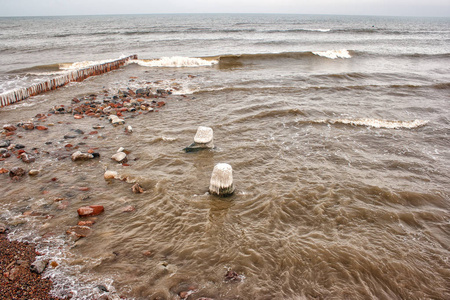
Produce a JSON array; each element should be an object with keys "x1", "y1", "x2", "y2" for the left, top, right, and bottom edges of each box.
[
  {"x1": 111, "y1": 152, "x2": 127, "y2": 163},
  {"x1": 8, "y1": 267, "x2": 21, "y2": 281},
  {"x1": 132, "y1": 183, "x2": 144, "y2": 194},
  {"x1": 104, "y1": 170, "x2": 118, "y2": 180},
  {"x1": 0, "y1": 222, "x2": 7, "y2": 233},
  {"x1": 122, "y1": 205, "x2": 136, "y2": 212},
  {"x1": 9, "y1": 167, "x2": 25, "y2": 177},
  {"x1": 15, "y1": 144, "x2": 25, "y2": 149},
  {"x1": 0, "y1": 140, "x2": 11, "y2": 148},
  {"x1": 30, "y1": 260, "x2": 49, "y2": 274},
  {"x1": 93, "y1": 125, "x2": 105, "y2": 129},
  {"x1": 224, "y1": 270, "x2": 244, "y2": 282},
  {"x1": 28, "y1": 169, "x2": 40, "y2": 176},
  {"x1": 74, "y1": 129, "x2": 84, "y2": 135},
  {"x1": 77, "y1": 205, "x2": 104, "y2": 217},
  {"x1": 184, "y1": 126, "x2": 214, "y2": 152},
  {"x1": 66, "y1": 225, "x2": 92, "y2": 238},
  {"x1": 21, "y1": 153, "x2": 36, "y2": 163},
  {"x1": 112, "y1": 118, "x2": 125, "y2": 126},
  {"x1": 209, "y1": 163, "x2": 235, "y2": 197},
  {"x1": 22, "y1": 122, "x2": 34, "y2": 130},
  {"x1": 77, "y1": 220, "x2": 95, "y2": 226},
  {"x1": 0, "y1": 148, "x2": 7, "y2": 154},
  {"x1": 125, "y1": 125, "x2": 133, "y2": 133},
  {"x1": 117, "y1": 147, "x2": 125, "y2": 153},
  {"x1": 71, "y1": 151, "x2": 94, "y2": 161},
  {"x1": 36, "y1": 126, "x2": 48, "y2": 131},
  {"x1": 0, "y1": 168, "x2": 9, "y2": 174},
  {"x1": 3, "y1": 124, "x2": 16, "y2": 131},
  {"x1": 64, "y1": 134, "x2": 77, "y2": 139}
]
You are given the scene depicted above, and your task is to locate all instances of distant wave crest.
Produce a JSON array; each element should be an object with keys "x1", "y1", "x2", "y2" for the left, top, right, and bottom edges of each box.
[
  {"x1": 134, "y1": 57, "x2": 218, "y2": 68},
  {"x1": 315, "y1": 118, "x2": 429, "y2": 129},
  {"x1": 312, "y1": 49, "x2": 352, "y2": 59}
]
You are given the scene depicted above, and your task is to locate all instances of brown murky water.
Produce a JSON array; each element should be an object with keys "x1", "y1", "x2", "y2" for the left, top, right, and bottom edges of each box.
[{"x1": 1, "y1": 56, "x2": 449, "y2": 300}]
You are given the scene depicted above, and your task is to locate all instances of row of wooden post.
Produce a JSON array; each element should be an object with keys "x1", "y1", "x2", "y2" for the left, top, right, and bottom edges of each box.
[{"x1": 0, "y1": 55, "x2": 138, "y2": 108}]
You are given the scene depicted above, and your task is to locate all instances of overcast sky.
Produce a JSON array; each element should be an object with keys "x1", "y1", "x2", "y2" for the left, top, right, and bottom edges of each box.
[{"x1": 1, "y1": 0, "x2": 449, "y2": 17}]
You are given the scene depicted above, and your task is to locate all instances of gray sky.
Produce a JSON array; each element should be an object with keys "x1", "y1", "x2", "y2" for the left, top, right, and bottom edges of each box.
[{"x1": 1, "y1": 0, "x2": 449, "y2": 17}]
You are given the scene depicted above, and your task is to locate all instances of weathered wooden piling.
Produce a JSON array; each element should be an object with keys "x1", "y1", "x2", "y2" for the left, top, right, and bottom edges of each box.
[
  {"x1": 0, "y1": 55, "x2": 138, "y2": 108},
  {"x1": 209, "y1": 163, "x2": 235, "y2": 197}
]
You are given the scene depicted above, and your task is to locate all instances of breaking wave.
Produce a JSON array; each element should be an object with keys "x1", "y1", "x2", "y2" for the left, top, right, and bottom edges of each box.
[
  {"x1": 134, "y1": 57, "x2": 219, "y2": 68},
  {"x1": 312, "y1": 49, "x2": 352, "y2": 59},
  {"x1": 311, "y1": 118, "x2": 429, "y2": 129}
]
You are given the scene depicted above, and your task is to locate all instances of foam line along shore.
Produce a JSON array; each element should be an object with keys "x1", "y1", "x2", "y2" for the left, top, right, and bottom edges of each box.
[{"x1": 0, "y1": 55, "x2": 137, "y2": 108}]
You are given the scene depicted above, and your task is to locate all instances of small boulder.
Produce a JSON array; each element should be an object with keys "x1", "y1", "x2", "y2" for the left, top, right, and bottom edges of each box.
[
  {"x1": 111, "y1": 152, "x2": 127, "y2": 163},
  {"x1": 132, "y1": 183, "x2": 144, "y2": 194},
  {"x1": 20, "y1": 153, "x2": 36, "y2": 163},
  {"x1": 104, "y1": 170, "x2": 118, "y2": 180},
  {"x1": 28, "y1": 169, "x2": 40, "y2": 176},
  {"x1": 66, "y1": 225, "x2": 91, "y2": 238},
  {"x1": 9, "y1": 167, "x2": 25, "y2": 177},
  {"x1": 30, "y1": 260, "x2": 49, "y2": 274},
  {"x1": 71, "y1": 151, "x2": 94, "y2": 161},
  {"x1": 77, "y1": 205, "x2": 104, "y2": 217},
  {"x1": 3, "y1": 124, "x2": 16, "y2": 131},
  {"x1": 22, "y1": 123, "x2": 34, "y2": 130},
  {"x1": 0, "y1": 140, "x2": 11, "y2": 148}
]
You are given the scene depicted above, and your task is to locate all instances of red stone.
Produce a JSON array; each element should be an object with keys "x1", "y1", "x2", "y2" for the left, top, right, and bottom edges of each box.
[
  {"x1": 36, "y1": 126, "x2": 48, "y2": 130},
  {"x1": 5, "y1": 132, "x2": 14, "y2": 136},
  {"x1": 65, "y1": 144, "x2": 73, "y2": 148},
  {"x1": 77, "y1": 220, "x2": 95, "y2": 226},
  {"x1": 0, "y1": 168, "x2": 8, "y2": 174},
  {"x1": 3, "y1": 125, "x2": 16, "y2": 131},
  {"x1": 74, "y1": 115, "x2": 84, "y2": 119},
  {"x1": 22, "y1": 123, "x2": 34, "y2": 130},
  {"x1": 17, "y1": 150, "x2": 25, "y2": 155},
  {"x1": 77, "y1": 205, "x2": 104, "y2": 217},
  {"x1": 89, "y1": 131, "x2": 98, "y2": 135},
  {"x1": 66, "y1": 226, "x2": 91, "y2": 238},
  {"x1": 79, "y1": 187, "x2": 90, "y2": 191},
  {"x1": 122, "y1": 205, "x2": 135, "y2": 212}
]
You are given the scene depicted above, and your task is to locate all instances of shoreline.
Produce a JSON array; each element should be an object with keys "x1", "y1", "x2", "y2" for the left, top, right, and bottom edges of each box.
[{"x1": 0, "y1": 228, "x2": 63, "y2": 300}]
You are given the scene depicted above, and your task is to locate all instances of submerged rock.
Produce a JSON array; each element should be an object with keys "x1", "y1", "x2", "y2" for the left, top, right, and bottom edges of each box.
[
  {"x1": 3, "y1": 124, "x2": 17, "y2": 131},
  {"x1": 209, "y1": 163, "x2": 235, "y2": 197},
  {"x1": 9, "y1": 167, "x2": 25, "y2": 177},
  {"x1": 104, "y1": 170, "x2": 118, "y2": 180},
  {"x1": 0, "y1": 140, "x2": 11, "y2": 148},
  {"x1": 111, "y1": 152, "x2": 127, "y2": 163},
  {"x1": 66, "y1": 225, "x2": 92, "y2": 238},
  {"x1": 71, "y1": 151, "x2": 94, "y2": 161},
  {"x1": 184, "y1": 126, "x2": 214, "y2": 152},
  {"x1": 132, "y1": 183, "x2": 144, "y2": 194},
  {"x1": 20, "y1": 153, "x2": 36, "y2": 163},
  {"x1": 77, "y1": 205, "x2": 104, "y2": 217}
]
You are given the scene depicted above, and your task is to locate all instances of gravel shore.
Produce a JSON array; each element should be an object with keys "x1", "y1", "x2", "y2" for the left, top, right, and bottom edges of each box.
[{"x1": 0, "y1": 231, "x2": 62, "y2": 300}]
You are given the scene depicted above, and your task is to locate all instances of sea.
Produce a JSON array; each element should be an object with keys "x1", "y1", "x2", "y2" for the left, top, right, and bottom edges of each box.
[{"x1": 0, "y1": 14, "x2": 449, "y2": 299}]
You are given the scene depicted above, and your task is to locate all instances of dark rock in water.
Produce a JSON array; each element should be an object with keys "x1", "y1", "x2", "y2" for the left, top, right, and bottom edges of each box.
[
  {"x1": 97, "y1": 285, "x2": 109, "y2": 293},
  {"x1": 92, "y1": 152, "x2": 101, "y2": 158},
  {"x1": 45, "y1": 141, "x2": 53, "y2": 145},
  {"x1": 132, "y1": 183, "x2": 144, "y2": 194},
  {"x1": 21, "y1": 153, "x2": 36, "y2": 163},
  {"x1": 136, "y1": 88, "x2": 149, "y2": 95},
  {"x1": 74, "y1": 129, "x2": 84, "y2": 135},
  {"x1": 64, "y1": 134, "x2": 76, "y2": 139},
  {"x1": 0, "y1": 222, "x2": 7, "y2": 233},
  {"x1": 9, "y1": 167, "x2": 25, "y2": 177},
  {"x1": 0, "y1": 140, "x2": 11, "y2": 148},
  {"x1": 224, "y1": 270, "x2": 244, "y2": 282},
  {"x1": 183, "y1": 142, "x2": 213, "y2": 153},
  {"x1": 30, "y1": 259, "x2": 48, "y2": 274},
  {"x1": 66, "y1": 226, "x2": 92, "y2": 238},
  {"x1": 15, "y1": 144, "x2": 25, "y2": 149}
]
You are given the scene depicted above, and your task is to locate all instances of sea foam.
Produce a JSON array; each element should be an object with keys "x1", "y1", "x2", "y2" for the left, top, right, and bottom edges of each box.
[
  {"x1": 312, "y1": 49, "x2": 352, "y2": 59},
  {"x1": 317, "y1": 118, "x2": 429, "y2": 129},
  {"x1": 134, "y1": 57, "x2": 218, "y2": 68}
]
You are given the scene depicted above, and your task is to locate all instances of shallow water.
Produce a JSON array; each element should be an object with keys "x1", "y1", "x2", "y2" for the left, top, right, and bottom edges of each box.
[{"x1": 1, "y1": 14, "x2": 449, "y2": 300}]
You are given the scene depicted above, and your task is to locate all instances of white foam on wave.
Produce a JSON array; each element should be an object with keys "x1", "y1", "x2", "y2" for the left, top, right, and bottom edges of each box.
[
  {"x1": 317, "y1": 118, "x2": 429, "y2": 129},
  {"x1": 313, "y1": 49, "x2": 351, "y2": 59},
  {"x1": 306, "y1": 28, "x2": 331, "y2": 32},
  {"x1": 59, "y1": 54, "x2": 132, "y2": 70},
  {"x1": 134, "y1": 57, "x2": 218, "y2": 68}
]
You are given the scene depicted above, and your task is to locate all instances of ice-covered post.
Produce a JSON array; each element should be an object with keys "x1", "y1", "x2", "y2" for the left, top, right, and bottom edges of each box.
[
  {"x1": 184, "y1": 126, "x2": 214, "y2": 152},
  {"x1": 209, "y1": 163, "x2": 235, "y2": 197}
]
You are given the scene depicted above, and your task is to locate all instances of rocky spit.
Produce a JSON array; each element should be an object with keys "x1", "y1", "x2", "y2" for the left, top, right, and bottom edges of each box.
[{"x1": 0, "y1": 84, "x2": 235, "y2": 299}]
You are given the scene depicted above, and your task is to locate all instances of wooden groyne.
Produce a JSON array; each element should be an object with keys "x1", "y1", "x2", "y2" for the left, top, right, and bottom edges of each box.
[{"x1": 0, "y1": 55, "x2": 138, "y2": 108}]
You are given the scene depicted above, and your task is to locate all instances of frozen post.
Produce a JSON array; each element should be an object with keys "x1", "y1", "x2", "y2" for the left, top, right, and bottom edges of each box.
[
  {"x1": 209, "y1": 163, "x2": 235, "y2": 197},
  {"x1": 184, "y1": 126, "x2": 214, "y2": 152}
]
